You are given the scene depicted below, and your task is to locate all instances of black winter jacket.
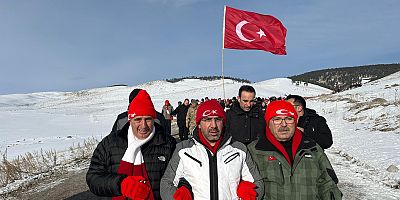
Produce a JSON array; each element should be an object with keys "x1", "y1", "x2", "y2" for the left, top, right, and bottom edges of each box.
[
  {"x1": 298, "y1": 108, "x2": 333, "y2": 149},
  {"x1": 86, "y1": 123, "x2": 176, "y2": 199},
  {"x1": 171, "y1": 104, "x2": 189, "y2": 124},
  {"x1": 226, "y1": 102, "x2": 266, "y2": 145}
]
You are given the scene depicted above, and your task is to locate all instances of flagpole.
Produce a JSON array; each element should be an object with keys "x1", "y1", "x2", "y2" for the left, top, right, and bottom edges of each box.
[
  {"x1": 222, "y1": 6, "x2": 227, "y2": 100},
  {"x1": 222, "y1": 48, "x2": 225, "y2": 100}
]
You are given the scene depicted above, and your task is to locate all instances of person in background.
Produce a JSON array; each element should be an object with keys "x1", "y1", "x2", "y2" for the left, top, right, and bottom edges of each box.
[
  {"x1": 285, "y1": 94, "x2": 333, "y2": 149},
  {"x1": 87, "y1": 90, "x2": 176, "y2": 200},
  {"x1": 171, "y1": 99, "x2": 190, "y2": 141},
  {"x1": 248, "y1": 100, "x2": 341, "y2": 200},
  {"x1": 218, "y1": 97, "x2": 225, "y2": 110},
  {"x1": 226, "y1": 85, "x2": 265, "y2": 145},
  {"x1": 162, "y1": 100, "x2": 173, "y2": 135},
  {"x1": 186, "y1": 99, "x2": 199, "y2": 136},
  {"x1": 160, "y1": 100, "x2": 263, "y2": 200}
]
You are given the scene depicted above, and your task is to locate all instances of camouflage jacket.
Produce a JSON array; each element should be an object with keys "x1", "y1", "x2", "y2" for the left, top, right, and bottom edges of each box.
[{"x1": 185, "y1": 105, "x2": 198, "y2": 134}]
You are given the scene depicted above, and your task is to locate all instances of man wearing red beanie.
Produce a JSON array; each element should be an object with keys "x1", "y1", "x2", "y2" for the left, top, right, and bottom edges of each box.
[
  {"x1": 247, "y1": 100, "x2": 342, "y2": 200},
  {"x1": 111, "y1": 88, "x2": 168, "y2": 136},
  {"x1": 161, "y1": 99, "x2": 173, "y2": 135},
  {"x1": 87, "y1": 90, "x2": 176, "y2": 200},
  {"x1": 161, "y1": 100, "x2": 264, "y2": 200}
]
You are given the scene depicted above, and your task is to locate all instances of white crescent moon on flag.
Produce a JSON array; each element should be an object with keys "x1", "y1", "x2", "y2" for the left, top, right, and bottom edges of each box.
[{"x1": 235, "y1": 20, "x2": 255, "y2": 42}]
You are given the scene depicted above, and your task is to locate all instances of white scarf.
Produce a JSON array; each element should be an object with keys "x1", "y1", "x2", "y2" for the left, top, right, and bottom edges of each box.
[{"x1": 122, "y1": 124, "x2": 155, "y2": 164}]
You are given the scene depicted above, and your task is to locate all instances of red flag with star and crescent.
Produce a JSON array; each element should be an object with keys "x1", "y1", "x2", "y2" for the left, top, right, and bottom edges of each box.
[{"x1": 223, "y1": 6, "x2": 287, "y2": 55}]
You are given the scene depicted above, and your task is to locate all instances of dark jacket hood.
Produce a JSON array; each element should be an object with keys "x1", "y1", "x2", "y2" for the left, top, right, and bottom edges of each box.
[{"x1": 304, "y1": 108, "x2": 319, "y2": 117}]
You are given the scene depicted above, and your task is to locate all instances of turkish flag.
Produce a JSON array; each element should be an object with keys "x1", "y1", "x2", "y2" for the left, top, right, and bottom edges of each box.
[{"x1": 223, "y1": 6, "x2": 287, "y2": 55}]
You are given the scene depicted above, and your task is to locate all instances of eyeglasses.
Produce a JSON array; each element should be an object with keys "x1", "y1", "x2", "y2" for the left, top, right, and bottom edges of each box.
[
  {"x1": 201, "y1": 117, "x2": 223, "y2": 123},
  {"x1": 271, "y1": 117, "x2": 295, "y2": 125},
  {"x1": 293, "y1": 104, "x2": 301, "y2": 108}
]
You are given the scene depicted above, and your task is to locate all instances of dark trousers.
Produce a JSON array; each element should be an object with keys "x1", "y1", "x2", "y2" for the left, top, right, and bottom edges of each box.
[
  {"x1": 177, "y1": 121, "x2": 188, "y2": 141},
  {"x1": 165, "y1": 119, "x2": 172, "y2": 135}
]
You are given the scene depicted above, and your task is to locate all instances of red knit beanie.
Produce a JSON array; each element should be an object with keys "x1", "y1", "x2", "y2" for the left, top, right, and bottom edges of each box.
[
  {"x1": 196, "y1": 100, "x2": 226, "y2": 125},
  {"x1": 128, "y1": 90, "x2": 156, "y2": 120},
  {"x1": 264, "y1": 100, "x2": 298, "y2": 125}
]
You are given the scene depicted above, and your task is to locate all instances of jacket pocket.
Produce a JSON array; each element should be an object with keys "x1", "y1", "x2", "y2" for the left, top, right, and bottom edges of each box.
[
  {"x1": 224, "y1": 152, "x2": 240, "y2": 164},
  {"x1": 184, "y1": 152, "x2": 202, "y2": 167},
  {"x1": 263, "y1": 160, "x2": 284, "y2": 186}
]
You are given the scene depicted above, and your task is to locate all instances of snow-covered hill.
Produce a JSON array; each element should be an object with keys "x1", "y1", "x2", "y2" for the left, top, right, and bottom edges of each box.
[
  {"x1": 308, "y1": 72, "x2": 400, "y2": 196},
  {"x1": 0, "y1": 78, "x2": 331, "y2": 159}
]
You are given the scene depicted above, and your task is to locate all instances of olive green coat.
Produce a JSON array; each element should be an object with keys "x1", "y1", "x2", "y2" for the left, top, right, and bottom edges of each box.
[{"x1": 248, "y1": 134, "x2": 342, "y2": 200}]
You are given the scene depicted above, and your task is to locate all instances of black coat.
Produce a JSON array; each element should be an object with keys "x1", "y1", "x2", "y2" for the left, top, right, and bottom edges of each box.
[
  {"x1": 171, "y1": 104, "x2": 189, "y2": 124},
  {"x1": 298, "y1": 108, "x2": 333, "y2": 149},
  {"x1": 226, "y1": 102, "x2": 266, "y2": 145},
  {"x1": 86, "y1": 123, "x2": 176, "y2": 199}
]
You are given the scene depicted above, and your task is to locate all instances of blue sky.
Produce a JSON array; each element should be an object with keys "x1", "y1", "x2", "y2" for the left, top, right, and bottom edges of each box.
[{"x1": 1, "y1": 0, "x2": 399, "y2": 95}]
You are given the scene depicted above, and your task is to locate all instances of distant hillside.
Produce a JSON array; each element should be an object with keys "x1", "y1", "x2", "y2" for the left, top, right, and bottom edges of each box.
[
  {"x1": 289, "y1": 64, "x2": 400, "y2": 92},
  {"x1": 166, "y1": 76, "x2": 251, "y2": 84}
]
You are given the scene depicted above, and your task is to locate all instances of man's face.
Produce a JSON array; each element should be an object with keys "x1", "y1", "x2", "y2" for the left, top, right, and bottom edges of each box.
[
  {"x1": 286, "y1": 98, "x2": 303, "y2": 116},
  {"x1": 269, "y1": 115, "x2": 296, "y2": 141},
  {"x1": 199, "y1": 116, "x2": 224, "y2": 146},
  {"x1": 130, "y1": 116, "x2": 154, "y2": 140},
  {"x1": 238, "y1": 91, "x2": 255, "y2": 112},
  {"x1": 184, "y1": 100, "x2": 189, "y2": 106}
]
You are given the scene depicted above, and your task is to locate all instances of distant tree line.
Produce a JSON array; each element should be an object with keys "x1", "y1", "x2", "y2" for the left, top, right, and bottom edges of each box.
[
  {"x1": 108, "y1": 84, "x2": 128, "y2": 87},
  {"x1": 166, "y1": 76, "x2": 251, "y2": 83},
  {"x1": 289, "y1": 63, "x2": 400, "y2": 92}
]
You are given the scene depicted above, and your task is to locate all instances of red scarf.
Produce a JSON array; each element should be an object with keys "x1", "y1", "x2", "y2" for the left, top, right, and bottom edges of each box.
[
  {"x1": 266, "y1": 128, "x2": 302, "y2": 166},
  {"x1": 198, "y1": 129, "x2": 223, "y2": 154},
  {"x1": 113, "y1": 127, "x2": 155, "y2": 200}
]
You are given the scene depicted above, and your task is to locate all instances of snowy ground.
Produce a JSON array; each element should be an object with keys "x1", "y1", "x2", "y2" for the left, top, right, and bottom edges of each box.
[{"x1": 1, "y1": 74, "x2": 400, "y2": 199}]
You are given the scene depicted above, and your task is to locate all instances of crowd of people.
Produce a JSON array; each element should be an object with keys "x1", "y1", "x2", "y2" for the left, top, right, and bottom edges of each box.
[{"x1": 86, "y1": 85, "x2": 341, "y2": 200}]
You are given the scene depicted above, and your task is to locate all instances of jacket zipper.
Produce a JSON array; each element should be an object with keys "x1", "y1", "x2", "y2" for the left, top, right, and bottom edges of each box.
[
  {"x1": 291, "y1": 152, "x2": 306, "y2": 179},
  {"x1": 184, "y1": 152, "x2": 202, "y2": 167},
  {"x1": 206, "y1": 150, "x2": 218, "y2": 200},
  {"x1": 224, "y1": 152, "x2": 239, "y2": 164},
  {"x1": 279, "y1": 162, "x2": 284, "y2": 184}
]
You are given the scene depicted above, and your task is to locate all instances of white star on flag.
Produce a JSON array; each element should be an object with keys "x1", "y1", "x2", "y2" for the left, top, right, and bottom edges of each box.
[{"x1": 257, "y1": 29, "x2": 266, "y2": 38}]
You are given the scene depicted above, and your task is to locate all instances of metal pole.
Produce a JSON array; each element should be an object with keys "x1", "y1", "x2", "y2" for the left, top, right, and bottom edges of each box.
[{"x1": 221, "y1": 6, "x2": 227, "y2": 100}]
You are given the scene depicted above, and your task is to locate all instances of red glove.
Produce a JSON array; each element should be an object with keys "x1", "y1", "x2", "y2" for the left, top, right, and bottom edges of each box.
[
  {"x1": 121, "y1": 176, "x2": 151, "y2": 200},
  {"x1": 237, "y1": 181, "x2": 257, "y2": 200},
  {"x1": 173, "y1": 186, "x2": 192, "y2": 200}
]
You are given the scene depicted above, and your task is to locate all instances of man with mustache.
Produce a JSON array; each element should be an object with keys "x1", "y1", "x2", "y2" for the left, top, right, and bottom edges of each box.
[
  {"x1": 87, "y1": 90, "x2": 176, "y2": 200},
  {"x1": 160, "y1": 100, "x2": 264, "y2": 200},
  {"x1": 248, "y1": 100, "x2": 342, "y2": 200}
]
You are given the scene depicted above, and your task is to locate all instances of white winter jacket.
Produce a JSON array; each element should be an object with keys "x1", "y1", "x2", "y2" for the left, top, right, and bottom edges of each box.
[{"x1": 160, "y1": 128, "x2": 264, "y2": 200}]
